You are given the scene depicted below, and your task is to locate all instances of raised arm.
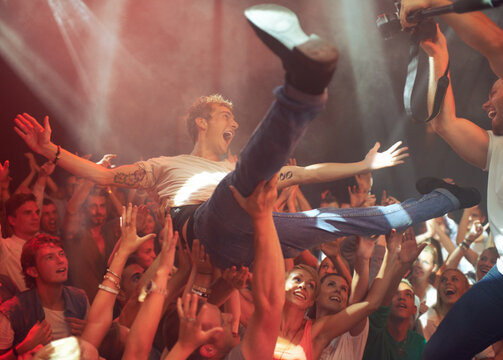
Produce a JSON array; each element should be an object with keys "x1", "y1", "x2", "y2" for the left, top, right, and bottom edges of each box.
[
  {"x1": 229, "y1": 174, "x2": 286, "y2": 360},
  {"x1": 421, "y1": 26, "x2": 489, "y2": 168},
  {"x1": 14, "y1": 114, "x2": 145, "y2": 187},
  {"x1": 81, "y1": 203, "x2": 156, "y2": 349},
  {"x1": 400, "y1": 0, "x2": 503, "y2": 78},
  {"x1": 312, "y1": 228, "x2": 426, "y2": 358},
  {"x1": 123, "y1": 214, "x2": 179, "y2": 360},
  {"x1": 276, "y1": 142, "x2": 408, "y2": 189}
]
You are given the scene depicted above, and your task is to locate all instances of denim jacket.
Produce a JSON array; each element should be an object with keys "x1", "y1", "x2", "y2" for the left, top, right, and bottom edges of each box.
[{"x1": 0, "y1": 286, "x2": 88, "y2": 347}]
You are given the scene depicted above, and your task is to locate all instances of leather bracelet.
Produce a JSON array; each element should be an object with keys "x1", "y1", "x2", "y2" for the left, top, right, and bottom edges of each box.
[{"x1": 53, "y1": 145, "x2": 61, "y2": 165}]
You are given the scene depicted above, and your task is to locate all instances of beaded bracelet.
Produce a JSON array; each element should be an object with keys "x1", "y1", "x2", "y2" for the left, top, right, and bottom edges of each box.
[
  {"x1": 98, "y1": 284, "x2": 119, "y2": 295},
  {"x1": 103, "y1": 274, "x2": 121, "y2": 290}
]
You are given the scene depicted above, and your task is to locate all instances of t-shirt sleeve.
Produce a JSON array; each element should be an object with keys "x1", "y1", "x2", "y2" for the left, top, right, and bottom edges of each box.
[
  {"x1": 484, "y1": 130, "x2": 494, "y2": 172},
  {"x1": 135, "y1": 156, "x2": 167, "y2": 190},
  {"x1": 369, "y1": 305, "x2": 391, "y2": 332}
]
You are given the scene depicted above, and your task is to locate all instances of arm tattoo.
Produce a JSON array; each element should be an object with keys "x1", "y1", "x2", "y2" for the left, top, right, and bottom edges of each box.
[
  {"x1": 278, "y1": 171, "x2": 293, "y2": 182},
  {"x1": 113, "y1": 168, "x2": 146, "y2": 187}
]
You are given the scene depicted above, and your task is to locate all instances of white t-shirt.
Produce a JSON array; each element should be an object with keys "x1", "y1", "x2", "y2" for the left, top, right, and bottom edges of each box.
[
  {"x1": 0, "y1": 235, "x2": 28, "y2": 292},
  {"x1": 319, "y1": 317, "x2": 369, "y2": 360},
  {"x1": 484, "y1": 131, "x2": 503, "y2": 273},
  {"x1": 136, "y1": 154, "x2": 235, "y2": 210},
  {"x1": 0, "y1": 308, "x2": 71, "y2": 350}
]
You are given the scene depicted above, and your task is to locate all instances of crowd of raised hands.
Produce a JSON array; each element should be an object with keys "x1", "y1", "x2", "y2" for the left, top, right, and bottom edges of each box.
[{"x1": 0, "y1": 153, "x2": 500, "y2": 360}]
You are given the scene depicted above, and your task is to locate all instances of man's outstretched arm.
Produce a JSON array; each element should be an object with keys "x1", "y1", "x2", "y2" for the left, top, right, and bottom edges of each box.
[
  {"x1": 14, "y1": 113, "x2": 146, "y2": 188},
  {"x1": 277, "y1": 141, "x2": 408, "y2": 189},
  {"x1": 422, "y1": 26, "x2": 489, "y2": 169}
]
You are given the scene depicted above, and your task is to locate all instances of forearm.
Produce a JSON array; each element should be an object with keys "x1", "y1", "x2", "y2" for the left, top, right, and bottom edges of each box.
[
  {"x1": 366, "y1": 250, "x2": 402, "y2": 309},
  {"x1": 81, "y1": 249, "x2": 129, "y2": 348},
  {"x1": 381, "y1": 251, "x2": 409, "y2": 307},
  {"x1": 107, "y1": 187, "x2": 124, "y2": 217},
  {"x1": 32, "y1": 174, "x2": 47, "y2": 211},
  {"x1": 278, "y1": 162, "x2": 368, "y2": 188},
  {"x1": 295, "y1": 187, "x2": 312, "y2": 211},
  {"x1": 123, "y1": 270, "x2": 169, "y2": 360},
  {"x1": 436, "y1": 229, "x2": 456, "y2": 254},
  {"x1": 328, "y1": 253, "x2": 352, "y2": 287},
  {"x1": 440, "y1": 11, "x2": 503, "y2": 78},
  {"x1": 350, "y1": 258, "x2": 370, "y2": 305},
  {"x1": 16, "y1": 171, "x2": 36, "y2": 193},
  {"x1": 251, "y1": 215, "x2": 285, "y2": 313},
  {"x1": 428, "y1": 54, "x2": 489, "y2": 168},
  {"x1": 38, "y1": 143, "x2": 113, "y2": 185}
]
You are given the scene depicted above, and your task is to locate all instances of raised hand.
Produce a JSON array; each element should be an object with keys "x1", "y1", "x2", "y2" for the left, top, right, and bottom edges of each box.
[
  {"x1": 363, "y1": 141, "x2": 409, "y2": 171},
  {"x1": 97, "y1": 154, "x2": 117, "y2": 169},
  {"x1": 118, "y1": 203, "x2": 156, "y2": 256},
  {"x1": 356, "y1": 235, "x2": 377, "y2": 261},
  {"x1": 399, "y1": 228, "x2": 427, "y2": 265},
  {"x1": 229, "y1": 173, "x2": 279, "y2": 220},
  {"x1": 381, "y1": 190, "x2": 400, "y2": 206},
  {"x1": 65, "y1": 317, "x2": 87, "y2": 336},
  {"x1": 222, "y1": 266, "x2": 250, "y2": 290},
  {"x1": 0, "y1": 160, "x2": 9, "y2": 183},
  {"x1": 157, "y1": 212, "x2": 178, "y2": 270},
  {"x1": 39, "y1": 161, "x2": 56, "y2": 177},
  {"x1": 190, "y1": 239, "x2": 213, "y2": 275},
  {"x1": 25, "y1": 152, "x2": 40, "y2": 173},
  {"x1": 175, "y1": 293, "x2": 223, "y2": 353},
  {"x1": 14, "y1": 114, "x2": 52, "y2": 155},
  {"x1": 17, "y1": 320, "x2": 53, "y2": 354},
  {"x1": 320, "y1": 238, "x2": 343, "y2": 258}
]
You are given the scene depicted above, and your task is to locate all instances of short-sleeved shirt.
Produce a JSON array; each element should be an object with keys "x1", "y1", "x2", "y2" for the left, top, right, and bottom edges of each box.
[
  {"x1": 485, "y1": 131, "x2": 503, "y2": 273},
  {"x1": 319, "y1": 317, "x2": 369, "y2": 360},
  {"x1": 136, "y1": 155, "x2": 235, "y2": 211},
  {"x1": 362, "y1": 306, "x2": 426, "y2": 360}
]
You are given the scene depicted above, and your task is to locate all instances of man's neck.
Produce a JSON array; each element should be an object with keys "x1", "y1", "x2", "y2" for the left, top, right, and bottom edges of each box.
[
  {"x1": 190, "y1": 141, "x2": 221, "y2": 162},
  {"x1": 386, "y1": 316, "x2": 409, "y2": 343},
  {"x1": 13, "y1": 231, "x2": 36, "y2": 242},
  {"x1": 37, "y1": 282, "x2": 64, "y2": 310}
]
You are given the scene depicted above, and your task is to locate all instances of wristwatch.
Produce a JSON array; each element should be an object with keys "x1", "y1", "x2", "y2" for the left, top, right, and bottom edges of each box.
[{"x1": 138, "y1": 279, "x2": 168, "y2": 302}]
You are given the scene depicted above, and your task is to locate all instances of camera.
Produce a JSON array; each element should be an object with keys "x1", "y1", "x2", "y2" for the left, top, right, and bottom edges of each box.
[
  {"x1": 376, "y1": 1, "x2": 437, "y2": 41},
  {"x1": 376, "y1": 2, "x2": 403, "y2": 40}
]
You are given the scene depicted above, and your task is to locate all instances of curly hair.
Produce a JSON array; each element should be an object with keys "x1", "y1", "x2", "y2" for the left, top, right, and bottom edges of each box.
[{"x1": 184, "y1": 94, "x2": 233, "y2": 144}]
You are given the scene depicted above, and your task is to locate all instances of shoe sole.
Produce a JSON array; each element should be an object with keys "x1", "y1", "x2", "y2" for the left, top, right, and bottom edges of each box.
[{"x1": 245, "y1": 4, "x2": 338, "y2": 67}]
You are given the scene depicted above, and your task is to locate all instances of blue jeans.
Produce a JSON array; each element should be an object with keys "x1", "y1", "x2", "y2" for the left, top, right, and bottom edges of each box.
[
  {"x1": 423, "y1": 265, "x2": 503, "y2": 360},
  {"x1": 194, "y1": 86, "x2": 461, "y2": 269}
]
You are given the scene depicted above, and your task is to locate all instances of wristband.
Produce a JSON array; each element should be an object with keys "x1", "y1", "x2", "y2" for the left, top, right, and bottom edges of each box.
[
  {"x1": 98, "y1": 284, "x2": 119, "y2": 295},
  {"x1": 106, "y1": 268, "x2": 121, "y2": 280},
  {"x1": 52, "y1": 145, "x2": 61, "y2": 165}
]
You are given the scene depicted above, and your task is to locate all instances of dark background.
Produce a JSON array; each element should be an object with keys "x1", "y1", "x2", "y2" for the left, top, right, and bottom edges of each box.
[{"x1": 1, "y1": 0, "x2": 502, "y2": 215}]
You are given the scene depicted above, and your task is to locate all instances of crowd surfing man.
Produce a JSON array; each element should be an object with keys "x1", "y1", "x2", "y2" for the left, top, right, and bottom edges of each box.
[
  {"x1": 14, "y1": 4, "x2": 479, "y2": 271},
  {"x1": 400, "y1": 0, "x2": 503, "y2": 358}
]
